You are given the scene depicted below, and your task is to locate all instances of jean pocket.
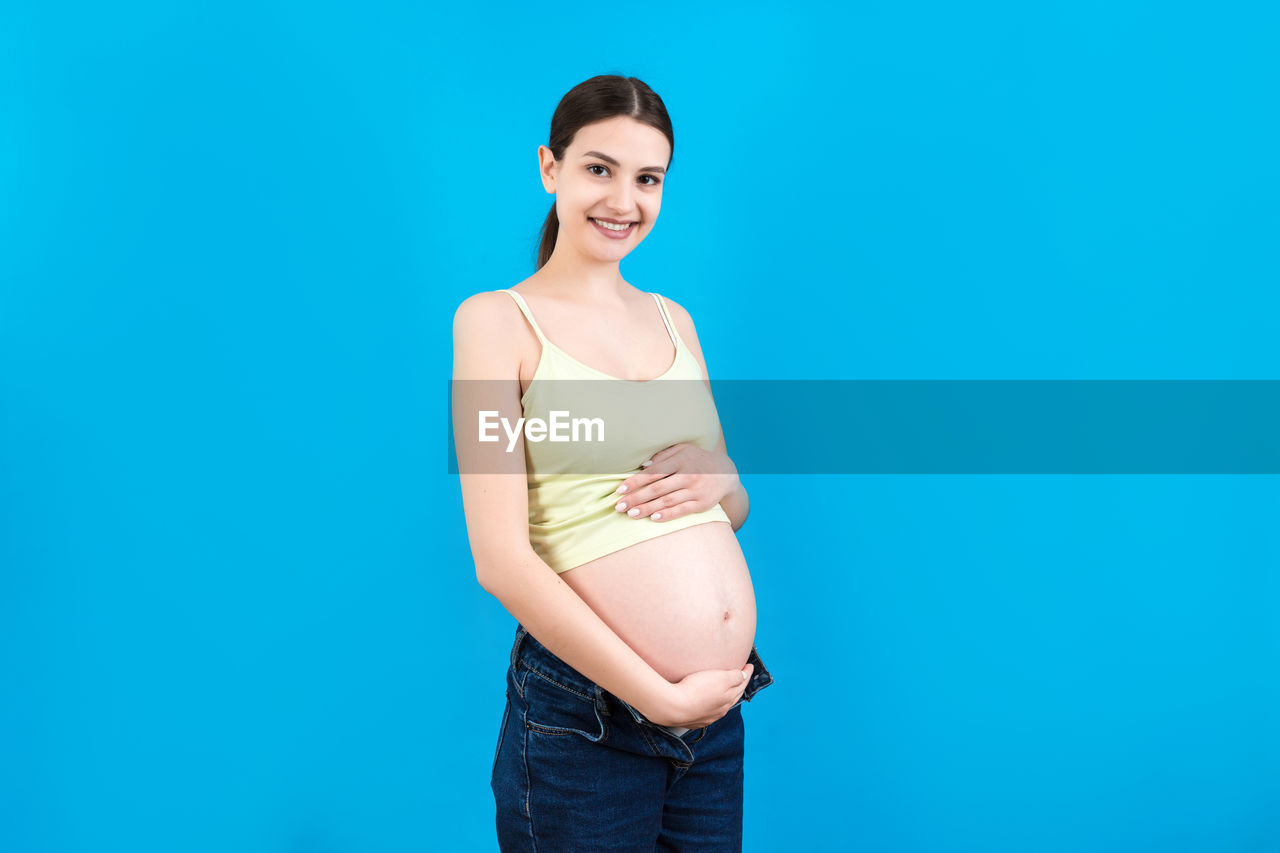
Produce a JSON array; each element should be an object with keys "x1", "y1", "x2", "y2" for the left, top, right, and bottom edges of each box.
[{"x1": 520, "y1": 667, "x2": 607, "y2": 742}]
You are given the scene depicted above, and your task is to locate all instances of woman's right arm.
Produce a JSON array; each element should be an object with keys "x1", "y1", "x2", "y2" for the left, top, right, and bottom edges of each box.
[{"x1": 451, "y1": 291, "x2": 686, "y2": 725}]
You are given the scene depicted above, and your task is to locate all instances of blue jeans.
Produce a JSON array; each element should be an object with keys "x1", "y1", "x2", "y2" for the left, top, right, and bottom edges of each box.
[{"x1": 490, "y1": 623, "x2": 776, "y2": 852}]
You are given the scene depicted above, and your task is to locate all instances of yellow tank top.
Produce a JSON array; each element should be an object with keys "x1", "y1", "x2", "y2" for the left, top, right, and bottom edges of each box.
[{"x1": 499, "y1": 289, "x2": 732, "y2": 573}]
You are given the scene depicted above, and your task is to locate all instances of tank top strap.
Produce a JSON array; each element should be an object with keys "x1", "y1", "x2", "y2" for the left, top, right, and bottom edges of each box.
[
  {"x1": 651, "y1": 293, "x2": 680, "y2": 349},
  {"x1": 499, "y1": 289, "x2": 550, "y2": 346}
]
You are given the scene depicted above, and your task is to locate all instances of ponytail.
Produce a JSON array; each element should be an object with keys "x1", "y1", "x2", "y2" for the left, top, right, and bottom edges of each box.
[{"x1": 536, "y1": 200, "x2": 559, "y2": 270}]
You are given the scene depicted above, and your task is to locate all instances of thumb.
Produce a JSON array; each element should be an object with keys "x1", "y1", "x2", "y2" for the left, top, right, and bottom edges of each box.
[{"x1": 737, "y1": 663, "x2": 754, "y2": 682}]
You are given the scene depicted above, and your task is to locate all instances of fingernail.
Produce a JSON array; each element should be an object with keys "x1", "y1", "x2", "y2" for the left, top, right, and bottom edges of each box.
[
  {"x1": 628, "y1": 508, "x2": 640, "y2": 517},
  {"x1": 615, "y1": 484, "x2": 628, "y2": 494},
  {"x1": 652, "y1": 512, "x2": 662, "y2": 520},
  {"x1": 641, "y1": 460, "x2": 652, "y2": 467},
  {"x1": 741, "y1": 671, "x2": 748, "y2": 681},
  {"x1": 615, "y1": 501, "x2": 627, "y2": 511}
]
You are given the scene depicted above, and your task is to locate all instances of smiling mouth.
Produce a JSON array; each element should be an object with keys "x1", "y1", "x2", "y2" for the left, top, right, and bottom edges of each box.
[{"x1": 589, "y1": 217, "x2": 638, "y2": 232}]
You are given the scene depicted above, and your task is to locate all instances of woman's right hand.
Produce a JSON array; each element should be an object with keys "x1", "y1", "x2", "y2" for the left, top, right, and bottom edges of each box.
[{"x1": 645, "y1": 663, "x2": 753, "y2": 729}]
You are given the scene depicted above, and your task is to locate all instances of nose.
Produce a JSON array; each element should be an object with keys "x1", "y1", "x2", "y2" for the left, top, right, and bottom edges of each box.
[{"x1": 607, "y1": 181, "x2": 635, "y2": 216}]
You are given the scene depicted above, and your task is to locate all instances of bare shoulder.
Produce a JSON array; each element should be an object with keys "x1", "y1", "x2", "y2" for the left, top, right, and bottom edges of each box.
[
  {"x1": 451, "y1": 289, "x2": 527, "y2": 380},
  {"x1": 452, "y1": 289, "x2": 519, "y2": 331},
  {"x1": 658, "y1": 294, "x2": 715, "y2": 379},
  {"x1": 659, "y1": 295, "x2": 706, "y2": 350}
]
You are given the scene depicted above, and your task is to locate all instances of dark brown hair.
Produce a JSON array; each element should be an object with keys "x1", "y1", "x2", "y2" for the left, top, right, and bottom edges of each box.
[{"x1": 536, "y1": 75, "x2": 674, "y2": 270}]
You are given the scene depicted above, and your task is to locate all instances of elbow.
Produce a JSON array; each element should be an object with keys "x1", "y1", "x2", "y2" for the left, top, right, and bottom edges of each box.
[
  {"x1": 474, "y1": 543, "x2": 535, "y2": 594},
  {"x1": 475, "y1": 560, "x2": 501, "y2": 595}
]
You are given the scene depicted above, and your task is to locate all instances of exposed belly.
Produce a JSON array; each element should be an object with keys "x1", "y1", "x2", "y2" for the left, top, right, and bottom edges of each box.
[{"x1": 559, "y1": 520, "x2": 757, "y2": 683}]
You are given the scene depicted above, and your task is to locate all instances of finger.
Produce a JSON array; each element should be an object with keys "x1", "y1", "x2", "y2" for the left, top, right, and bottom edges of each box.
[
  {"x1": 615, "y1": 466, "x2": 675, "y2": 497},
  {"x1": 641, "y1": 450, "x2": 690, "y2": 475},
  {"x1": 624, "y1": 491, "x2": 701, "y2": 521},
  {"x1": 613, "y1": 488, "x2": 672, "y2": 517},
  {"x1": 615, "y1": 481, "x2": 691, "y2": 517},
  {"x1": 648, "y1": 496, "x2": 710, "y2": 522},
  {"x1": 634, "y1": 458, "x2": 682, "y2": 485},
  {"x1": 645, "y1": 443, "x2": 687, "y2": 467},
  {"x1": 632, "y1": 481, "x2": 693, "y2": 511},
  {"x1": 614, "y1": 473, "x2": 654, "y2": 497}
]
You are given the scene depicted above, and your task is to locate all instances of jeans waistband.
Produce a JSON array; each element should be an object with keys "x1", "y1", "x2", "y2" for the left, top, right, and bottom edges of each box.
[{"x1": 513, "y1": 625, "x2": 602, "y2": 697}]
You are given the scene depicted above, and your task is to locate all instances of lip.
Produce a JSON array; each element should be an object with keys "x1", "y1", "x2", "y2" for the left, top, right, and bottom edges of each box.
[{"x1": 589, "y1": 217, "x2": 637, "y2": 239}]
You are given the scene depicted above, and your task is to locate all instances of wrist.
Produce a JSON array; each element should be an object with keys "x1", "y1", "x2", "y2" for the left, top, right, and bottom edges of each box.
[{"x1": 637, "y1": 673, "x2": 681, "y2": 724}]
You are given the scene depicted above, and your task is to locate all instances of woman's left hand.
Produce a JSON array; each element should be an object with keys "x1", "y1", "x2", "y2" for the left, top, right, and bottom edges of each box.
[{"x1": 613, "y1": 443, "x2": 740, "y2": 522}]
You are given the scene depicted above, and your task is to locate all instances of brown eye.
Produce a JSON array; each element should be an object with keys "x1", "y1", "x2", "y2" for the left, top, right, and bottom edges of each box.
[{"x1": 588, "y1": 164, "x2": 660, "y2": 186}]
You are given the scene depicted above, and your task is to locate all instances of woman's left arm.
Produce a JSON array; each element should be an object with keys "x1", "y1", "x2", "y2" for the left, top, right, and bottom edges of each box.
[{"x1": 714, "y1": 436, "x2": 750, "y2": 532}]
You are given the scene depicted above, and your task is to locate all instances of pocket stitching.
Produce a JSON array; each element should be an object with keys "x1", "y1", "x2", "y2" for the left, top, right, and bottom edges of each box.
[
  {"x1": 521, "y1": 671, "x2": 607, "y2": 740},
  {"x1": 522, "y1": 666, "x2": 596, "y2": 702}
]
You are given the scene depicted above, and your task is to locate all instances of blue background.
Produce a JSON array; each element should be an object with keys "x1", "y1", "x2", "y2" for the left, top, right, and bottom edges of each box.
[{"x1": 3, "y1": 1, "x2": 1278, "y2": 851}]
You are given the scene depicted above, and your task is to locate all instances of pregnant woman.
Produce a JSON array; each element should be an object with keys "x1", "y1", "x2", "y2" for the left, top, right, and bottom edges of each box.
[{"x1": 451, "y1": 74, "x2": 774, "y2": 852}]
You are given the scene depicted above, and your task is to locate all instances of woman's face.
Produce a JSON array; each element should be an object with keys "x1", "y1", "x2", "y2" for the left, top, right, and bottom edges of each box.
[{"x1": 539, "y1": 115, "x2": 670, "y2": 264}]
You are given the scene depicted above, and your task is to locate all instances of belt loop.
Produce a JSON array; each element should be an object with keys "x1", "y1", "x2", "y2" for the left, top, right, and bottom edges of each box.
[
  {"x1": 593, "y1": 684, "x2": 610, "y2": 714},
  {"x1": 510, "y1": 624, "x2": 527, "y2": 670}
]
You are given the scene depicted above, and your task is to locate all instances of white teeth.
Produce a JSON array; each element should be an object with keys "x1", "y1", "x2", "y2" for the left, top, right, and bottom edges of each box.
[{"x1": 591, "y1": 218, "x2": 633, "y2": 231}]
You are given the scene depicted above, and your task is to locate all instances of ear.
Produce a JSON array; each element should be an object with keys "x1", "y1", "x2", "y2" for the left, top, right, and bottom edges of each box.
[{"x1": 538, "y1": 145, "x2": 557, "y2": 194}]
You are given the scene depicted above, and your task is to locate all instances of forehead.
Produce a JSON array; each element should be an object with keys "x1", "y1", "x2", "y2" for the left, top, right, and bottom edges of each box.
[{"x1": 569, "y1": 116, "x2": 670, "y2": 163}]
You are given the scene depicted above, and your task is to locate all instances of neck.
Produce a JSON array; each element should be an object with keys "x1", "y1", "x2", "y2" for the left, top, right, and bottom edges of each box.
[{"x1": 537, "y1": 248, "x2": 631, "y2": 304}]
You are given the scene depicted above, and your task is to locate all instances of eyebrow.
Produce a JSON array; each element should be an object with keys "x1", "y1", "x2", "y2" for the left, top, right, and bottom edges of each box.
[{"x1": 580, "y1": 150, "x2": 667, "y2": 175}]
